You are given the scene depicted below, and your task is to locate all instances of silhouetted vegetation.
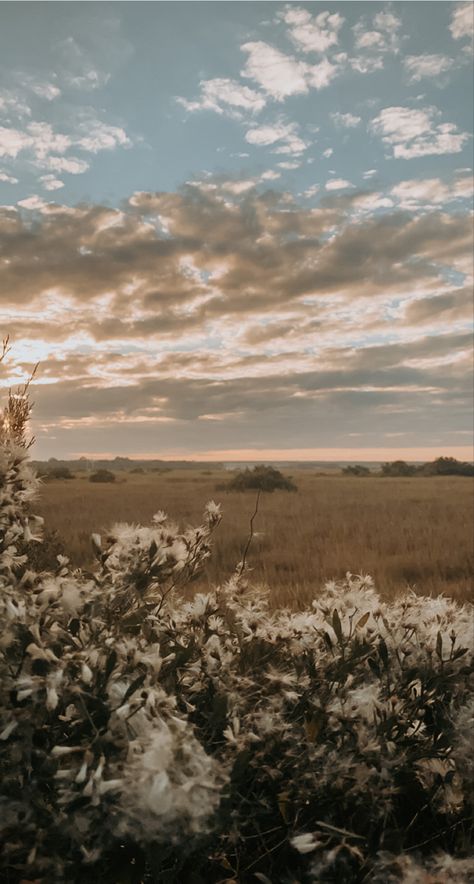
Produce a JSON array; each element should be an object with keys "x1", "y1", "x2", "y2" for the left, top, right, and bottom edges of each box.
[
  {"x1": 45, "y1": 465, "x2": 74, "y2": 480},
  {"x1": 222, "y1": 464, "x2": 297, "y2": 492},
  {"x1": 89, "y1": 468, "x2": 116, "y2": 483},
  {"x1": 342, "y1": 464, "x2": 372, "y2": 476},
  {"x1": 381, "y1": 457, "x2": 474, "y2": 477}
]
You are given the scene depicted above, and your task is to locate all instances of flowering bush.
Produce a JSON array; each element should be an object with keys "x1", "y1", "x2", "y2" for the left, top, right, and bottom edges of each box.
[{"x1": 0, "y1": 371, "x2": 473, "y2": 883}]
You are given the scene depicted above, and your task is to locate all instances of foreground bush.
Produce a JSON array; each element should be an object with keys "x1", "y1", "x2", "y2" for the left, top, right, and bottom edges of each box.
[{"x1": 0, "y1": 392, "x2": 473, "y2": 882}]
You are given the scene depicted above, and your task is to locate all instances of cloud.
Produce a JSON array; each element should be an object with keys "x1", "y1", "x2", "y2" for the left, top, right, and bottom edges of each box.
[
  {"x1": 325, "y1": 178, "x2": 354, "y2": 191},
  {"x1": 39, "y1": 174, "x2": 65, "y2": 191},
  {"x1": 17, "y1": 195, "x2": 49, "y2": 210},
  {"x1": 322, "y1": 148, "x2": 333, "y2": 158},
  {"x1": 449, "y1": 2, "x2": 474, "y2": 52},
  {"x1": 350, "y1": 56, "x2": 384, "y2": 74},
  {"x1": 331, "y1": 112, "x2": 361, "y2": 128},
  {"x1": 20, "y1": 78, "x2": 61, "y2": 101},
  {"x1": 57, "y1": 36, "x2": 111, "y2": 91},
  {"x1": 176, "y1": 78, "x2": 266, "y2": 119},
  {"x1": 404, "y1": 288, "x2": 473, "y2": 325},
  {"x1": 353, "y1": 9, "x2": 402, "y2": 53},
  {"x1": 245, "y1": 120, "x2": 308, "y2": 155},
  {"x1": 0, "y1": 126, "x2": 33, "y2": 158},
  {"x1": 370, "y1": 106, "x2": 470, "y2": 159},
  {"x1": 0, "y1": 170, "x2": 19, "y2": 184},
  {"x1": 281, "y1": 6, "x2": 345, "y2": 54},
  {"x1": 403, "y1": 54, "x2": 455, "y2": 82},
  {"x1": 241, "y1": 41, "x2": 342, "y2": 100},
  {"x1": 2, "y1": 181, "x2": 472, "y2": 455},
  {"x1": 391, "y1": 175, "x2": 474, "y2": 209},
  {"x1": 241, "y1": 41, "x2": 309, "y2": 99},
  {"x1": 75, "y1": 119, "x2": 130, "y2": 153}
]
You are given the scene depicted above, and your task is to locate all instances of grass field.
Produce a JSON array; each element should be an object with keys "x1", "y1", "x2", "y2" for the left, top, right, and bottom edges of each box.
[{"x1": 35, "y1": 469, "x2": 473, "y2": 606}]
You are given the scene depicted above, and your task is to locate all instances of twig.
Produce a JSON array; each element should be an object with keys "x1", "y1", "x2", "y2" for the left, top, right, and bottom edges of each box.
[{"x1": 238, "y1": 489, "x2": 261, "y2": 577}]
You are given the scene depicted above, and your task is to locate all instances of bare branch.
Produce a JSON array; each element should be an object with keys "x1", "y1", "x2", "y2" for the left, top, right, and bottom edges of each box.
[{"x1": 238, "y1": 489, "x2": 261, "y2": 577}]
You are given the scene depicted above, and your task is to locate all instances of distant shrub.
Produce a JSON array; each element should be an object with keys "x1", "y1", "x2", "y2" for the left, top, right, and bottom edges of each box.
[
  {"x1": 381, "y1": 460, "x2": 416, "y2": 477},
  {"x1": 89, "y1": 468, "x2": 116, "y2": 483},
  {"x1": 46, "y1": 465, "x2": 74, "y2": 480},
  {"x1": 422, "y1": 456, "x2": 474, "y2": 477},
  {"x1": 130, "y1": 467, "x2": 145, "y2": 474},
  {"x1": 342, "y1": 464, "x2": 371, "y2": 476},
  {"x1": 225, "y1": 464, "x2": 297, "y2": 492}
]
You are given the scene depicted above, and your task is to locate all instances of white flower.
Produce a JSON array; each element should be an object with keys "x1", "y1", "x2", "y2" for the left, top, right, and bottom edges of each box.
[{"x1": 291, "y1": 832, "x2": 321, "y2": 854}]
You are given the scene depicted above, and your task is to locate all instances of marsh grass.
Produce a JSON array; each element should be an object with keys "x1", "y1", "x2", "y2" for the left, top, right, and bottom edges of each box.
[{"x1": 36, "y1": 469, "x2": 473, "y2": 604}]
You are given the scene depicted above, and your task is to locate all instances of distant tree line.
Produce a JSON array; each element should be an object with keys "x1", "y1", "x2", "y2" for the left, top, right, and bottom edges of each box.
[{"x1": 343, "y1": 457, "x2": 474, "y2": 477}]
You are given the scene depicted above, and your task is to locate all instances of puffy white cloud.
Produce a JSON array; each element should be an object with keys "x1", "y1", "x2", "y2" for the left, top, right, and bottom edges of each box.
[
  {"x1": 176, "y1": 78, "x2": 266, "y2": 119},
  {"x1": 43, "y1": 155, "x2": 89, "y2": 175},
  {"x1": 391, "y1": 175, "x2": 474, "y2": 209},
  {"x1": 76, "y1": 120, "x2": 130, "y2": 154},
  {"x1": 241, "y1": 41, "x2": 342, "y2": 100},
  {"x1": 17, "y1": 195, "x2": 49, "y2": 211},
  {"x1": 241, "y1": 41, "x2": 309, "y2": 99},
  {"x1": 350, "y1": 55, "x2": 384, "y2": 74},
  {"x1": 353, "y1": 10, "x2": 402, "y2": 53},
  {"x1": 260, "y1": 169, "x2": 281, "y2": 181},
  {"x1": 245, "y1": 120, "x2": 308, "y2": 155},
  {"x1": 371, "y1": 106, "x2": 470, "y2": 159},
  {"x1": 325, "y1": 178, "x2": 354, "y2": 191},
  {"x1": 277, "y1": 160, "x2": 301, "y2": 169},
  {"x1": 331, "y1": 112, "x2": 361, "y2": 128},
  {"x1": 40, "y1": 174, "x2": 65, "y2": 191},
  {"x1": 322, "y1": 148, "x2": 333, "y2": 158},
  {"x1": 403, "y1": 54, "x2": 455, "y2": 82},
  {"x1": 281, "y1": 6, "x2": 345, "y2": 54},
  {"x1": 449, "y1": 2, "x2": 474, "y2": 51}
]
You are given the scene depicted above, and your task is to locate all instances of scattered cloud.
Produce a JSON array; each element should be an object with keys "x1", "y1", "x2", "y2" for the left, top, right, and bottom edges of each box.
[
  {"x1": 352, "y1": 8, "x2": 402, "y2": 65},
  {"x1": 331, "y1": 112, "x2": 361, "y2": 128},
  {"x1": 17, "y1": 194, "x2": 49, "y2": 210},
  {"x1": 0, "y1": 170, "x2": 19, "y2": 184},
  {"x1": 371, "y1": 105, "x2": 470, "y2": 159},
  {"x1": 449, "y1": 2, "x2": 474, "y2": 53},
  {"x1": 40, "y1": 174, "x2": 65, "y2": 191},
  {"x1": 350, "y1": 55, "x2": 384, "y2": 74},
  {"x1": 281, "y1": 6, "x2": 345, "y2": 54},
  {"x1": 403, "y1": 54, "x2": 455, "y2": 83},
  {"x1": 241, "y1": 41, "x2": 342, "y2": 100},
  {"x1": 322, "y1": 148, "x2": 333, "y2": 158},
  {"x1": 325, "y1": 178, "x2": 354, "y2": 190},
  {"x1": 245, "y1": 120, "x2": 308, "y2": 155},
  {"x1": 241, "y1": 41, "x2": 309, "y2": 99},
  {"x1": 391, "y1": 175, "x2": 474, "y2": 209},
  {"x1": 176, "y1": 78, "x2": 266, "y2": 119}
]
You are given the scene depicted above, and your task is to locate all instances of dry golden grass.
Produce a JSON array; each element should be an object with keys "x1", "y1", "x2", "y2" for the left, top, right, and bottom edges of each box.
[{"x1": 35, "y1": 469, "x2": 473, "y2": 607}]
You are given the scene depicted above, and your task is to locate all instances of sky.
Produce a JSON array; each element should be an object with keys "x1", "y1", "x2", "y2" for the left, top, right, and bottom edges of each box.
[{"x1": 0, "y1": 0, "x2": 473, "y2": 461}]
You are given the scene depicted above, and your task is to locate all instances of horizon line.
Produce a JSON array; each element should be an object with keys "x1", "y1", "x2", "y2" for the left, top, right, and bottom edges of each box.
[{"x1": 35, "y1": 446, "x2": 474, "y2": 463}]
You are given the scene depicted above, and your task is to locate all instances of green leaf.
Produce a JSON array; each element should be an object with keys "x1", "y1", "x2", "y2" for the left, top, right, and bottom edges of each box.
[{"x1": 436, "y1": 631, "x2": 443, "y2": 660}]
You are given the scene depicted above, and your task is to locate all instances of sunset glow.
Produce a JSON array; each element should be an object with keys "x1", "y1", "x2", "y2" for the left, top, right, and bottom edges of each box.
[{"x1": 0, "y1": 2, "x2": 473, "y2": 460}]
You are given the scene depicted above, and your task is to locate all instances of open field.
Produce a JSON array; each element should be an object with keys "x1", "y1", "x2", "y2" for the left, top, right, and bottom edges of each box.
[{"x1": 34, "y1": 469, "x2": 474, "y2": 606}]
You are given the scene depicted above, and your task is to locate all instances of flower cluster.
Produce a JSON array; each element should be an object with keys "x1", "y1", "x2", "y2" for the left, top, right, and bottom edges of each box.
[{"x1": 0, "y1": 428, "x2": 473, "y2": 881}]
